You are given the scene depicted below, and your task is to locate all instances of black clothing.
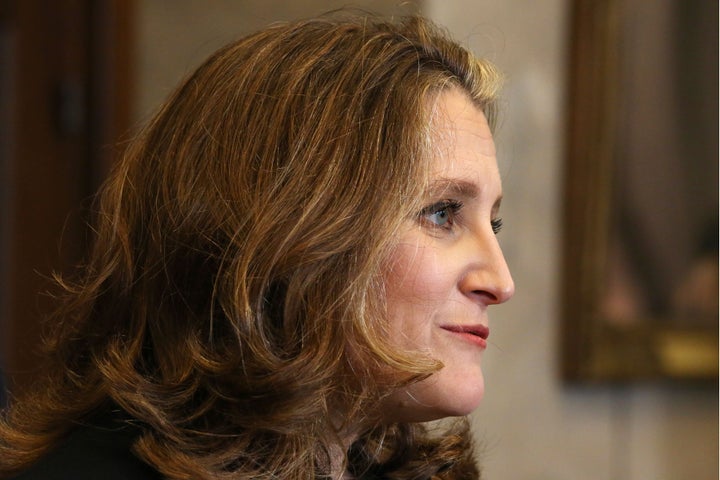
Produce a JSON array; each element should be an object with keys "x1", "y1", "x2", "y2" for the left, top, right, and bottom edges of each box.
[{"x1": 10, "y1": 412, "x2": 161, "y2": 480}]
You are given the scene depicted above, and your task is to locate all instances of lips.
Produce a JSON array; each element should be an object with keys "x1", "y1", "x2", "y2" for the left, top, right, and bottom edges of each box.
[{"x1": 441, "y1": 324, "x2": 489, "y2": 348}]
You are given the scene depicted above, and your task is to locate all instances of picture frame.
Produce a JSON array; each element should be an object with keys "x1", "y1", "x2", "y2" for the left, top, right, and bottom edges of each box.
[{"x1": 561, "y1": 0, "x2": 718, "y2": 382}]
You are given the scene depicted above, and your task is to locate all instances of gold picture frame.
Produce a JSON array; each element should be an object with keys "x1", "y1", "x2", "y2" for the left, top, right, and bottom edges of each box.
[{"x1": 561, "y1": 0, "x2": 718, "y2": 382}]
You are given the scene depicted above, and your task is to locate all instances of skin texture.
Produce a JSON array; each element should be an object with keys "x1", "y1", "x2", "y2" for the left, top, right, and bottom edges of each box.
[{"x1": 383, "y1": 88, "x2": 515, "y2": 422}]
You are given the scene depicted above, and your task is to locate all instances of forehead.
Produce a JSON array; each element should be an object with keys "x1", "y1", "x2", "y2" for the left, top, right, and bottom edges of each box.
[{"x1": 425, "y1": 89, "x2": 499, "y2": 187}]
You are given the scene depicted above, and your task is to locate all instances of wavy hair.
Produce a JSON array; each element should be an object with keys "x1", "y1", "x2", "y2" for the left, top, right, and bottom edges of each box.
[{"x1": 0, "y1": 13, "x2": 501, "y2": 479}]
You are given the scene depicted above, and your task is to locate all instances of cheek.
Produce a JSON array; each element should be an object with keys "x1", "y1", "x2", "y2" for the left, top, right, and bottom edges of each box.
[
  {"x1": 383, "y1": 242, "x2": 456, "y2": 343},
  {"x1": 385, "y1": 242, "x2": 444, "y2": 302}
]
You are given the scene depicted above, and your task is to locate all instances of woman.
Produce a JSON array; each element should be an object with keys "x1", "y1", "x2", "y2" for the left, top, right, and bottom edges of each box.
[{"x1": 0, "y1": 13, "x2": 513, "y2": 479}]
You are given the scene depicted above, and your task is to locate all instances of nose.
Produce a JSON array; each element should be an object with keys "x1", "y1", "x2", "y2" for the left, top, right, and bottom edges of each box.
[{"x1": 458, "y1": 233, "x2": 515, "y2": 305}]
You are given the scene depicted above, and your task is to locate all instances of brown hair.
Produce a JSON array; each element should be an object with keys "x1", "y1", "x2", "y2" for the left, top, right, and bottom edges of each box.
[{"x1": 0, "y1": 13, "x2": 501, "y2": 479}]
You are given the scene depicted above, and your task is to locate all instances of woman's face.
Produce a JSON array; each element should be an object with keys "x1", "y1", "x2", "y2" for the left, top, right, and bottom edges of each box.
[{"x1": 382, "y1": 88, "x2": 514, "y2": 422}]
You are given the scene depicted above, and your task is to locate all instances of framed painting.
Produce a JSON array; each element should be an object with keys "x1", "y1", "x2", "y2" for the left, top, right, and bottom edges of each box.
[{"x1": 561, "y1": 0, "x2": 718, "y2": 382}]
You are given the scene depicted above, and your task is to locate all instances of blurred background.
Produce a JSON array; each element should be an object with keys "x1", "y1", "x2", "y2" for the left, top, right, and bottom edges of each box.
[{"x1": 1, "y1": 1, "x2": 717, "y2": 479}]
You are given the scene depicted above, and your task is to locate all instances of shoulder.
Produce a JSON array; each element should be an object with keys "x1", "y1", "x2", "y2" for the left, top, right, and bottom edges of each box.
[{"x1": 9, "y1": 414, "x2": 161, "y2": 480}]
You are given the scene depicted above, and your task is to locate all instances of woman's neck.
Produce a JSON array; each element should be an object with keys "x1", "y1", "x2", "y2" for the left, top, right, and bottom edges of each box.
[{"x1": 329, "y1": 425, "x2": 361, "y2": 479}]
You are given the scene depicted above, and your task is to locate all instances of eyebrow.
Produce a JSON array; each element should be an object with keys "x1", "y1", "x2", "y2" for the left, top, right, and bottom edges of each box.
[{"x1": 427, "y1": 178, "x2": 503, "y2": 215}]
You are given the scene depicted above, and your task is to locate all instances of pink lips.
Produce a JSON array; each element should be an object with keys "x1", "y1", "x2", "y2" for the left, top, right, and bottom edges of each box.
[{"x1": 441, "y1": 324, "x2": 490, "y2": 348}]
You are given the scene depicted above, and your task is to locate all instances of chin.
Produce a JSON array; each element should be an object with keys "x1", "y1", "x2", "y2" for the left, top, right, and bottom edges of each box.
[
  {"x1": 383, "y1": 372, "x2": 485, "y2": 422},
  {"x1": 433, "y1": 387, "x2": 485, "y2": 419}
]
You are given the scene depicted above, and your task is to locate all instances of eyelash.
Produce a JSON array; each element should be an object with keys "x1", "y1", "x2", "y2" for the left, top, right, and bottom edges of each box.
[
  {"x1": 420, "y1": 200, "x2": 464, "y2": 230},
  {"x1": 419, "y1": 200, "x2": 504, "y2": 234}
]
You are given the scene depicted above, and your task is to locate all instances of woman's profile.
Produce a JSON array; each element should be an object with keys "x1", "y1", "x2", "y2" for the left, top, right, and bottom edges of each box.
[{"x1": 0, "y1": 13, "x2": 513, "y2": 479}]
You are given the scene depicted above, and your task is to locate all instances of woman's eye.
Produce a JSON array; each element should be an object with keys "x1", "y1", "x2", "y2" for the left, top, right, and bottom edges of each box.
[
  {"x1": 420, "y1": 200, "x2": 463, "y2": 229},
  {"x1": 491, "y1": 217, "x2": 503, "y2": 234}
]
